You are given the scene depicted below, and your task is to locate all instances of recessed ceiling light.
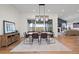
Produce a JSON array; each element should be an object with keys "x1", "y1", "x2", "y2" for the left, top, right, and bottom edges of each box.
[
  {"x1": 62, "y1": 9, "x2": 65, "y2": 12},
  {"x1": 14, "y1": 18, "x2": 16, "y2": 19},
  {"x1": 48, "y1": 9, "x2": 50, "y2": 12},
  {"x1": 33, "y1": 10, "x2": 35, "y2": 12},
  {"x1": 77, "y1": 10, "x2": 79, "y2": 12}
]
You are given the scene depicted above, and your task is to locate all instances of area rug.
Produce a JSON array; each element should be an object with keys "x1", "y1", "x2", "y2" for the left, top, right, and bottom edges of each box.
[{"x1": 11, "y1": 38, "x2": 71, "y2": 52}]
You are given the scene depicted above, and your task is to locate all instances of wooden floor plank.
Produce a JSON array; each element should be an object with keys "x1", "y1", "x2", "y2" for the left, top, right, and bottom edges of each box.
[{"x1": 0, "y1": 35, "x2": 79, "y2": 54}]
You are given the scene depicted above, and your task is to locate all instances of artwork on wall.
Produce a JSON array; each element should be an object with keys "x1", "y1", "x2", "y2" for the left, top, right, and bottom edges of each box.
[
  {"x1": 73, "y1": 23, "x2": 79, "y2": 28},
  {"x1": 3, "y1": 21, "x2": 16, "y2": 34}
]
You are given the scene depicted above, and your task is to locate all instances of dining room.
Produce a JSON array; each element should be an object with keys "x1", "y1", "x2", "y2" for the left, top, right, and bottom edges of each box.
[
  {"x1": 1, "y1": 4, "x2": 79, "y2": 54},
  {"x1": 1, "y1": 0, "x2": 79, "y2": 59},
  {"x1": 10, "y1": 4, "x2": 71, "y2": 53},
  {"x1": 11, "y1": 12, "x2": 62, "y2": 53}
]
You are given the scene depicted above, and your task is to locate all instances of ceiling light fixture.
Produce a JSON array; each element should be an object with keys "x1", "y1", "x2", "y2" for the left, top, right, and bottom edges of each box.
[
  {"x1": 35, "y1": 4, "x2": 48, "y2": 21},
  {"x1": 48, "y1": 9, "x2": 50, "y2": 12}
]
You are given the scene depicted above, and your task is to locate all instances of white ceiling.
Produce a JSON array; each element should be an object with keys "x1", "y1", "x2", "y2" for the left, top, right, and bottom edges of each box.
[{"x1": 13, "y1": 4, "x2": 79, "y2": 21}]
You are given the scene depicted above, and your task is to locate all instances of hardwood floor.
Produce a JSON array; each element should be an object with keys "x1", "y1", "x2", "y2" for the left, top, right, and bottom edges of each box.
[{"x1": 0, "y1": 35, "x2": 79, "y2": 54}]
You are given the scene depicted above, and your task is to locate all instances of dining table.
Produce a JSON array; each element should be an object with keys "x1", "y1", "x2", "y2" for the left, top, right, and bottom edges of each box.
[
  {"x1": 27, "y1": 31, "x2": 53, "y2": 38},
  {"x1": 27, "y1": 31, "x2": 54, "y2": 44}
]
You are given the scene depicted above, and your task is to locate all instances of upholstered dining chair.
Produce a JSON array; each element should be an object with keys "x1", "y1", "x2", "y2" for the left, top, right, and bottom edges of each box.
[
  {"x1": 23, "y1": 32, "x2": 32, "y2": 44},
  {"x1": 32, "y1": 33, "x2": 39, "y2": 44},
  {"x1": 24, "y1": 32, "x2": 29, "y2": 38},
  {"x1": 50, "y1": 32, "x2": 54, "y2": 38},
  {"x1": 40, "y1": 32, "x2": 49, "y2": 44}
]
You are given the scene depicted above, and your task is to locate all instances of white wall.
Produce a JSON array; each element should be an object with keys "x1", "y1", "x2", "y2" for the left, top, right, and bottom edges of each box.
[
  {"x1": 0, "y1": 5, "x2": 20, "y2": 35},
  {"x1": 52, "y1": 15, "x2": 58, "y2": 37}
]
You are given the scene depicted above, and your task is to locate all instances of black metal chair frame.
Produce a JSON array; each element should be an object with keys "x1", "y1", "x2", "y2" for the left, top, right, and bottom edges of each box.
[
  {"x1": 31, "y1": 33, "x2": 40, "y2": 44},
  {"x1": 40, "y1": 33, "x2": 50, "y2": 44}
]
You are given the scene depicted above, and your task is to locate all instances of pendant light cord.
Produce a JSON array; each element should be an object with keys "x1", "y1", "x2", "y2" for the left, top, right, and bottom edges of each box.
[
  {"x1": 44, "y1": 4, "x2": 45, "y2": 18},
  {"x1": 39, "y1": 4, "x2": 40, "y2": 19}
]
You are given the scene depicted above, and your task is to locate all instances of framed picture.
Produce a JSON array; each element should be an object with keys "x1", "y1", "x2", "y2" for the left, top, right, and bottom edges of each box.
[{"x1": 3, "y1": 20, "x2": 16, "y2": 34}]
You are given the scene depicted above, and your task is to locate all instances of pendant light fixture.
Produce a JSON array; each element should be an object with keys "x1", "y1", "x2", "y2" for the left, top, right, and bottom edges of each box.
[{"x1": 35, "y1": 4, "x2": 48, "y2": 21}]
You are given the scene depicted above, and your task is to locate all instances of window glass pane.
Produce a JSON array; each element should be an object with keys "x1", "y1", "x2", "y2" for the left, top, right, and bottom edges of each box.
[{"x1": 27, "y1": 19, "x2": 53, "y2": 32}]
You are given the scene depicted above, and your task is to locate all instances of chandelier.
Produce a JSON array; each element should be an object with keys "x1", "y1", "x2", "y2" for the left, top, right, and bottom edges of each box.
[{"x1": 35, "y1": 4, "x2": 49, "y2": 21}]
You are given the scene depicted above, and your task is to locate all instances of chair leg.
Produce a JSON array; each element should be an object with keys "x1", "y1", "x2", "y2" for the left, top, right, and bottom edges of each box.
[
  {"x1": 29, "y1": 38, "x2": 31, "y2": 44},
  {"x1": 46, "y1": 38, "x2": 50, "y2": 44},
  {"x1": 32, "y1": 39, "x2": 33, "y2": 44},
  {"x1": 46, "y1": 38, "x2": 47, "y2": 41},
  {"x1": 53, "y1": 38, "x2": 55, "y2": 44},
  {"x1": 24, "y1": 38, "x2": 27, "y2": 44},
  {"x1": 24, "y1": 39, "x2": 26, "y2": 44},
  {"x1": 38, "y1": 39, "x2": 39, "y2": 43},
  {"x1": 29, "y1": 38, "x2": 32, "y2": 44},
  {"x1": 48, "y1": 39, "x2": 50, "y2": 44},
  {"x1": 38, "y1": 38, "x2": 41, "y2": 45},
  {"x1": 46, "y1": 38, "x2": 47, "y2": 43}
]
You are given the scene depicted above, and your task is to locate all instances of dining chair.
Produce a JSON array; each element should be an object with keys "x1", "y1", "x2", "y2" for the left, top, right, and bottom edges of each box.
[
  {"x1": 40, "y1": 33, "x2": 49, "y2": 44},
  {"x1": 48, "y1": 32, "x2": 55, "y2": 44},
  {"x1": 23, "y1": 32, "x2": 32, "y2": 44},
  {"x1": 32, "y1": 33, "x2": 39, "y2": 44},
  {"x1": 50, "y1": 32, "x2": 54, "y2": 38}
]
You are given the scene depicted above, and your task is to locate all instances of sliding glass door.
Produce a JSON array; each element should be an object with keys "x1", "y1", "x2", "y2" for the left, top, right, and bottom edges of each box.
[
  {"x1": 35, "y1": 20, "x2": 45, "y2": 32},
  {"x1": 27, "y1": 19, "x2": 53, "y2": 32}
]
